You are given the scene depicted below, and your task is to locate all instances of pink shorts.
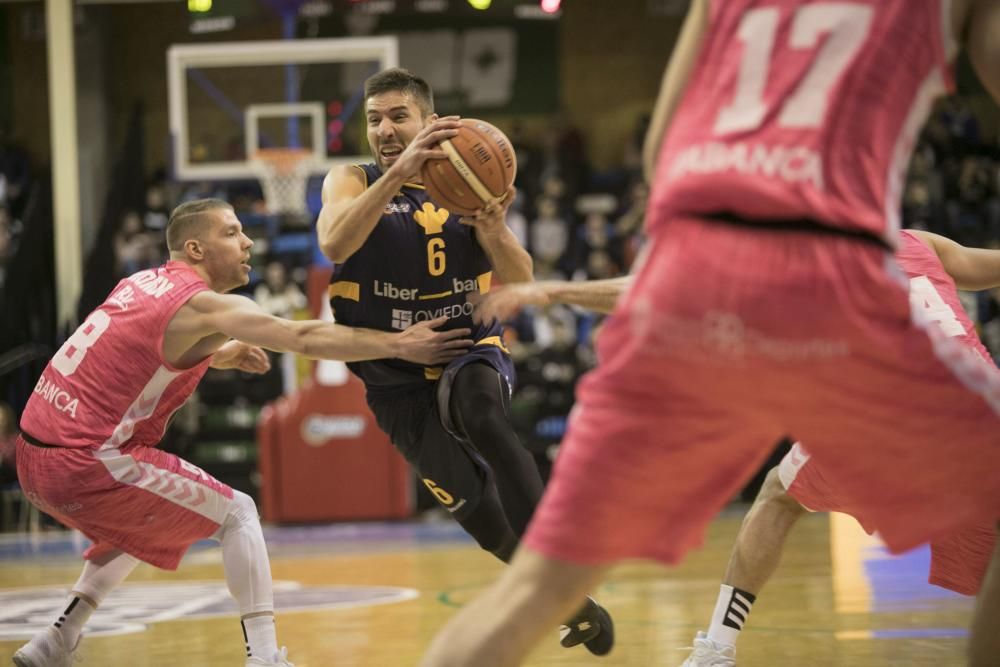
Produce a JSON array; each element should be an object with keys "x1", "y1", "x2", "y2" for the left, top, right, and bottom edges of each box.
[
  {"x1": 525, "y1": 218, "x2": 1000, "y2": 566},
  {"x1": 17, "y1": 437, "x2": 234, "y2": 570},
  {"x1": 780, "y1": 442, "x2": 995, "y2": 595}
]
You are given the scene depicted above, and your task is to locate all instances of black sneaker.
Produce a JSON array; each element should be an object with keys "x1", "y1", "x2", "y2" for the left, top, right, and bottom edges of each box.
[{"x1": 560, "y1": 597, "x2": 615, "y2": 656}]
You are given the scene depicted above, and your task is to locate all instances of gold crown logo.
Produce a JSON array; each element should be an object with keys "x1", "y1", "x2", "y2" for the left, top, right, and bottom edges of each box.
[{"x1": 414, "y1": 202, "x2": 450, "y2": 235}]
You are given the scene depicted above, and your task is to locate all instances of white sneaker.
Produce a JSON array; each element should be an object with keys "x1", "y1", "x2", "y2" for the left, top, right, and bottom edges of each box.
[
  {"x1": 246, "y1": 646, "x2": 295, "y2": 666},
  {"x1": 12, "y1": 627, "x2": 80, "y2": 667},
  {"x1": 679, "y1": 631, "x2": 736, "y2": 667}
]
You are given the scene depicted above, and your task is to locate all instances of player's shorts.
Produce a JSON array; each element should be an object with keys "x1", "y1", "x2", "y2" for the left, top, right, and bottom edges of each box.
[
  {"x1": 16, "y1": 435, "x2": 234, "y2": 570},
  {"x1": 366, "y1": 348, "x2": 514, "y2": 521},
  {"x1": 525, "y1": 216, "x2": 1000, "y2": 566},
  {"x1": 779, "y1": 442, "x2": 995, "y2": 596}
]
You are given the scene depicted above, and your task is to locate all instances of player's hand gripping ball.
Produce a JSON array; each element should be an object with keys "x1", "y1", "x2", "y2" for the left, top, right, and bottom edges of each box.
[{"x1": 421, "y1": 119, "x2": 517, "y2": 217}]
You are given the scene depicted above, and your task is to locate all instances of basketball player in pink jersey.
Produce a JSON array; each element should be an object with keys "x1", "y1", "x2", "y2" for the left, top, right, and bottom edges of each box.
[
  {"x1": 674, "y1": 229, "x2": 1000, "y2": 666},
  {"x1": 468, "y1": 228, "x2": 1000, "y2": 665},
  {"x1": 12, "y1": 198, "x2": 471, "y2": 667},
  {"x1": 420, "y1": 1, "x2": 1000, "y2": 666}
]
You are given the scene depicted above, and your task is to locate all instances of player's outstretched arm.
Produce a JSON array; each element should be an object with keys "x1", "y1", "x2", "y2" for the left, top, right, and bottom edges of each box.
[
  {"x1": 183, "y1": 292, "x2": 473, "y2": 365},
  {"x1": 966, "y1": 0, "x2": 1000, "y2": 104},
  {"x1": 909, "y1": 230, "x2": 1000, "y2": 291},
  {"x1": 471, "y1": 277, "x2": 632, "y2": 324},
  {"x1": 642, "y1": 0, "x2": 710, "y2": 182}
]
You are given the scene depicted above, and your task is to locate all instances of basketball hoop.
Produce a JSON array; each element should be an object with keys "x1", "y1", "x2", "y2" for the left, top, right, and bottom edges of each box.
[{"x1": 250, "y1": 148, "x2": 315, "y2": 218}]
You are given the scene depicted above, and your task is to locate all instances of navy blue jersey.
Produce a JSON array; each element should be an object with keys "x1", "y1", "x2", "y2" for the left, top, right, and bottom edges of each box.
[{"x1": 330, "y1": 164, "x2": 512, "y2": 396}]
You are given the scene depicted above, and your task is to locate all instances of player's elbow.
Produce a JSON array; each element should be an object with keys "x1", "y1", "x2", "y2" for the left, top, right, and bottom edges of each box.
[
  {"x1": 318, "y1": 229, "x2": 356, "y2": 264},
  {"x1": 497, "y1": 267, "x2": 533, "y2": 286},
  {"x1": 290, "y1": 323, "x2": 321, "y2": 358},
  {"x1": 319, "y1": 236, "x2": 347, "y2": 264},
  {"x1": 316, "y1": 213, "x2": 350, "y2": 263},
  {"x1": 515, "y1": 255, "x2": 535, "y2": 283}
]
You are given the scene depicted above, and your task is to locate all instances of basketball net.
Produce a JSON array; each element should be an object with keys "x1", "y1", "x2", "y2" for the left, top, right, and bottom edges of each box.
[{"x1": 250, "y1": 148, "x2": 314, "y2": 217}]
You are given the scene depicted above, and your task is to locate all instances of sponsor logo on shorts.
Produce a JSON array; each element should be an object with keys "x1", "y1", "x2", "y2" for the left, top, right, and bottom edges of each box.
[
  {"x1": 0, "y1": 581, "x2": 417, "y2": 639},
  {"x1": 301, "y1": 415, "x2": 366, "y2": 446},
  {"x1": 630, "y1": 304, "x2": 850, "y2": 361}
]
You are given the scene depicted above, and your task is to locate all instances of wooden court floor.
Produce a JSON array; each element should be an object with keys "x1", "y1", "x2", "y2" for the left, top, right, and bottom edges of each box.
[{"x1": 0, "y1": 510, "x2": 973, "y2": 666}]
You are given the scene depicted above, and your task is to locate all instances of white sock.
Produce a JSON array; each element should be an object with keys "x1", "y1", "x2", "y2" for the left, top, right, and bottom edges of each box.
[
  {"x1": 52, "y1": 595, "x2": 96, "y2": 648},
  {"x1": 56, "y1": 550, "x2": 140, "y2": 647},
  {"x1": 706, "y1": 584, "x2": 756, "y2": 647},
  {"x1": 214, "y1": 492, "x2": 274, "y2": 615},
  {"x1": 242, "y1": 615, "x2": 278, "y2": 660},
  {"x1": 213, "y1": 491, "x2": 277, "y2": 658}
]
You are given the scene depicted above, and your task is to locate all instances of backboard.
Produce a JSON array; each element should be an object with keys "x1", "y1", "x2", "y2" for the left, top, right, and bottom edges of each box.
[{"x1": 167, "y1": 36, "x2": 399, "y2": 181}]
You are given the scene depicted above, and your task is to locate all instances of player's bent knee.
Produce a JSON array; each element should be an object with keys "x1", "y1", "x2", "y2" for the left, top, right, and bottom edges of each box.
[
  {"x1": 475, "y1": 528, "x2": 518, "y2": 561},
  {"x1": 230, "y1": 490, "x2": 260, "y2": 524},
  {"x1": 459, "y1": 405, "x2": 508, "y2": 441},
  {"x1": 213, "y1": 491, "x2": 261, "y2": 541}
]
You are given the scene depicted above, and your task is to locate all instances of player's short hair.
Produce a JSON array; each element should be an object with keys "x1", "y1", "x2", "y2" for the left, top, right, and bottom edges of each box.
[
  {"x1": 165, "y1": 198, "x2": 232, "y2": 252},
  {"x1": 364, "y1": 68, "x2": 434, "y2": 116}
]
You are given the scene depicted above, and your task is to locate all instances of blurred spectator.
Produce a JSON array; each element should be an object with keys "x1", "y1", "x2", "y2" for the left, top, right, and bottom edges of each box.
[
  {"x1": 585, "y1": 250, "x2": 617, "y2": 281},
  {"x1": 980, "y1": 287, "x2": 1000, "y2": 363},
  {"x1": 254, "y1": 260, "x2": 307, "y2": 318},
  {"x1": 615, "y1": 180, "x2": 649, "y2": 269},
  {"x1": 622, "y1": 113, "x2": 651, "y2": 181},
  {"x1": 585, "y1": 213, "x2": 622, "y2": 271},
  {"x1": 940, "y1": 97, "x2": 981, "y2": 150},
  {"x1": 904, "y1": 99, "x2": 998, "y2": 247},
  {"x1": 509, "y1": 122, "x2": 542, "y2": 219},
  {"x1": 179, "y1": 180, "x2": 227, "y2": 204},
  {"x1": 143, "y1": 183, "x2": 171, "y2": 232},
  {"x1": 539, "y1": 119, "x2": 590, "y2": 204},
  {"x1": 505, "y1": 191, "x2": 529, "y2": 250},
  {"x1": 0, "y1": 402, "x2": 17, "y2": 486},
  {"x1": 114, "y1": 210, "x2": 161, "y2": 277},
  {"x1": 903, "y1": 180, "x2": 936, "y2": 231},
  {"x1": 0, "y1": 205, "x2": 16, "y2": 289},
  {"x1": 254, "y1": 260, "x2": 307, "y2": 394},
  {"x1": 0, "y1": 126, "x2": 30, "y2": 216},
  {"x1": 530, "y1": 197, "x2": 570, "y2": 278}
]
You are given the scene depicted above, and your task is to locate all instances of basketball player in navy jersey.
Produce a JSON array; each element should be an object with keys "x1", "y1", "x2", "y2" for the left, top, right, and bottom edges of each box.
[{"x1": 316, "y1": 68, "x2": 613, "y2": 654}]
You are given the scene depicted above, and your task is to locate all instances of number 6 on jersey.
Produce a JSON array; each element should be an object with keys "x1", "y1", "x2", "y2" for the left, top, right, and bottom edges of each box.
[{"x1": 427, "y1": 238, "x2": 447, "y2": 276}]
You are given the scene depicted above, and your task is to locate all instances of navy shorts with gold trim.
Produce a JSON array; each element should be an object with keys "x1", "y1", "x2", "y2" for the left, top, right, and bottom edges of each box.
[{"x1": 366, "y1": 347, "x2": 514, "y2": 521}]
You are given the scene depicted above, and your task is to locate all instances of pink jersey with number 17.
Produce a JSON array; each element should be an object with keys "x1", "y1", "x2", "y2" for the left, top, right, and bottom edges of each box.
[
  {"x1": 650, "y1": 0, "x2": 957, "y2": 246},
  {"x1": 20, "y1": 261, "x2": 212, "y2": 450}
]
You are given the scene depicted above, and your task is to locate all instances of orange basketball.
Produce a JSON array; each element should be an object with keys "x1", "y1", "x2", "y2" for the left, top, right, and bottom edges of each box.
[{"x1": 421, "y1": 118, "x2": 517, "y2": 217}]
